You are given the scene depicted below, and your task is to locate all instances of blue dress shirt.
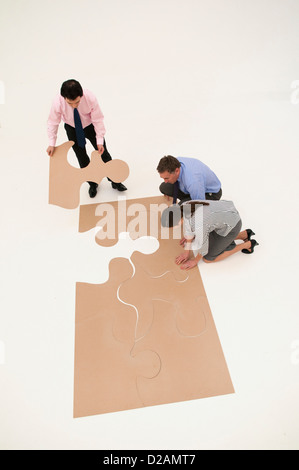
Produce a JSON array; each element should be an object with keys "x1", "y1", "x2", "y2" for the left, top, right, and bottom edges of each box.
[{"x1": 177, "y1": 157, "x2": 221, "y2": 200}]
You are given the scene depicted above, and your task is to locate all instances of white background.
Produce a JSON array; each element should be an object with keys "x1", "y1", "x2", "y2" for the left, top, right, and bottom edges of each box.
[{"x1": 0, "y1": 0, "x2": 299, "y2": 450}]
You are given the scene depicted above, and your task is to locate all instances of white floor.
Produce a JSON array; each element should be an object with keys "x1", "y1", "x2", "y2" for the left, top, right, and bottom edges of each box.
[{"x1": 1, "y1": 0, "x2": 299, "y2": 450}]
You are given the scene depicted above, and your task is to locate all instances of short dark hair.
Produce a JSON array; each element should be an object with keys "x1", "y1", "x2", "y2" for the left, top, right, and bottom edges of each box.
[
  {"x1": 157, "y1": 156, "x2": 181, "y2": 174},
  {"x1": 60, "y1": 79, "x2": 83, "y2": 100}
]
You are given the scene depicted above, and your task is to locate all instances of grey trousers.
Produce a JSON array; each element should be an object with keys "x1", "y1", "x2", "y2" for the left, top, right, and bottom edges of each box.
[{"x1": 159, "y1": 182, "x2": 222, "y2": 203}]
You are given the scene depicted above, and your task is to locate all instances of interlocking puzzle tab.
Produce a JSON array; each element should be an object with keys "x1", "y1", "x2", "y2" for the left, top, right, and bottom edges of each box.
[
  {"x1": 48, "y1": 141, "x2": 129, "y2": 209},
  {"x1": 118, "y1": 259, "x2": 208, "y2": 340}
]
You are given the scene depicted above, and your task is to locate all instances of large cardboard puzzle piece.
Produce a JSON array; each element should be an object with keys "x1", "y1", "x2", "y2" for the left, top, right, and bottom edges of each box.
[
  {"x1": 49, "y1": 141, "x2": 129, "y2": 209},
  {"x1": 133, "y1": 298, "x2": 234, "y2": 408},
  {"x1": 79, "y1": 196, "x2": 188, "y2": 282},
  {"x1": 118, "y1": 256, "x2": 208, "y2": 340},
  {"x1": 74, "y1": 196, "x2": 234, "y2": 417},
  {"x1": 73, "y1": 257, "x2": 161, "y2": 418},
  {"x1": 79, "y1": 195, "x2": 175, "y2": 247},
  {"x1": 127, "y1": 248, "x2": 234, "y2": 406}
]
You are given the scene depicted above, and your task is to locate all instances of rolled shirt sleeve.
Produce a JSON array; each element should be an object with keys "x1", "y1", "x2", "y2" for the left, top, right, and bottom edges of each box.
[
  {"x1": 183, "y1": 205, "x2": 209, "y2": 256},
  {"x1": 183, "y1": 217, "x2": 194, "y2": 239},
  {"x1": 183, "y1": 214, "x2": 208, "y2": 255}
]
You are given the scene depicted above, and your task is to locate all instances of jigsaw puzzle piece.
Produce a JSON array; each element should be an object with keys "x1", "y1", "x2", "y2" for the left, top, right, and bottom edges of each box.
[
  {"x1": 73, "y1": 302, "x2": 161, "y2": 417},
  {"x1": 74, "y1": 257, "x2": 161, "y2": 417},
  {"x1": 133, "y1": 299, "x2": 234, "y2": 408},
  {"x1": 49, "y1": 141, "x2": 129, "y2": 209},
  {"x1": 75, "y1": 257, "x2": 136, "y2": 344},
  {"x1": 92, "y1": 200, "x2": 121, "y2": 247},
  {"x1": 130, "y1": 236, "x2": 189, "y2": 282},
  {"x1": 118, "y1": 265, "x2": 173, "y2": 340},
  {"x1": 118, "y1": 260, "x2": 207, "y2": 340},
  {"x1": 78, "y1": 196, "x2": 173, "y2": 247},
  {"x1": 124, "y1": 196, "x2": 171, "y2": 241}
]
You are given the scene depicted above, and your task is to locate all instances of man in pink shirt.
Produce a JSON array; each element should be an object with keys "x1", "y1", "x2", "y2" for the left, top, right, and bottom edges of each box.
[{"x1": 47, "y1": 79, "x2": 127, "y2": 197}]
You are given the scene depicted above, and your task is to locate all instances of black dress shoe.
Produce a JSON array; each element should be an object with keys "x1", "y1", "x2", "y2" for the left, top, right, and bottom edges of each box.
[
  {"x1": 242, "y1": 239, "x2": 259, "y2": 254},
  {"x1": 111, "y1": 182, "x2": 127, "y2": 191},
  {"x1": 88, "y1": 184, "x2": 98, "y2": 198},
  {"x1": 245, "y1": 228, "x2": 255, "y2": 241}
]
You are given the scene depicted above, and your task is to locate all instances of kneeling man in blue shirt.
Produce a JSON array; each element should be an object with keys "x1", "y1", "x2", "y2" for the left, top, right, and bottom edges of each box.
[{"x1": 157, "y1": 155, "x2": 222, "y2": 204}]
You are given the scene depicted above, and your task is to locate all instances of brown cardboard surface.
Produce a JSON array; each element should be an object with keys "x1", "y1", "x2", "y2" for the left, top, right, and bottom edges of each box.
[
  {"x1": 134, "y1": 299, "x2": 234, "y2": 407},
  {"x1": 79, "y1": 195, "x2": 171, "y2": 247},
  {"x1": 48, "y1": 141, "x2": 129, "y2": 209},
  {"x1": 118, "y1": 258, "x2": 208, "y2": 340},
  {"x1": 73, "y1": 257, "x2": 161, "y2": 418},
  {"x1": 74, "y1": 195, "x2": 234, "y2": 417}
]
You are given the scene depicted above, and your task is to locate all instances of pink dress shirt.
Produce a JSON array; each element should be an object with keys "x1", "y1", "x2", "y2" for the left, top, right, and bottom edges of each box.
[{"x1": 47, "y1": 89, "x2": 106, "y2": 146}]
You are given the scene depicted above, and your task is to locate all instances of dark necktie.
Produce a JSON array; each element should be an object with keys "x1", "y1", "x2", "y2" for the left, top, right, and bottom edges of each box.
[
  {"x1": 74, "y1": 108, "x2": 86, "y2": 148},
  {"x1": 172, "y1": 181, "x2": 179, "y2": 204}
]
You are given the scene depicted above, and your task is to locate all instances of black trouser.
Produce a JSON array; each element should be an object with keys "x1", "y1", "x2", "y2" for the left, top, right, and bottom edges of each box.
[
  {"x1": 64, "y1": 123, "x2": 112, "y2": 187},
  {"x1": 159, "y1": 182, "x2": 222, "y2": 203}
]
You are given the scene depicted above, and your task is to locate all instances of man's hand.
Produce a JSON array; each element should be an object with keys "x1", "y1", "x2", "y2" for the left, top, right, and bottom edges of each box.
[
  {"x1": 97, "y1": 144, "x2": 104, "y2": 155},
  {"x1": 47, "y1": 146, "x2": 55, "y2": 156}
]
